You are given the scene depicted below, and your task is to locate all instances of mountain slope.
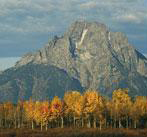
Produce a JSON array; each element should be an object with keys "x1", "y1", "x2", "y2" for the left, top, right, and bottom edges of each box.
[
  {"x1": 0, "y1": 21, "x2": 147, "y2": 102},
  {"x1": 0, "y1": 64, "x2": 82, "y2": 103}
]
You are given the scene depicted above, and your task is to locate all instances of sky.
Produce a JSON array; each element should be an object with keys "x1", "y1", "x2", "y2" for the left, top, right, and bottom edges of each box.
[
  {"x1": 0, "y1": 0, "x2": 147, "y2": 70},
  {"x1": 0, "y1": 57, "x2": 20, "y2": 71}
]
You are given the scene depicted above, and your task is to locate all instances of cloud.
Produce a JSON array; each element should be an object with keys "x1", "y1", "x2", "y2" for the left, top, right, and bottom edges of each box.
[
  {"x1": 0, "y1": 0, "x2": 55, "y2": 16},
  {"x1": 115, "y1": 14, "x2": 141, "y2": 23},
  {"x1": 0, "y1": 0, "x2": 57, "y2": 33},
  {"x1": 113, "y1": 12, "x2": 147, "y2": 24},
  {"x1": 79, "y1": 1, "x2": 97, "y2": 9}
]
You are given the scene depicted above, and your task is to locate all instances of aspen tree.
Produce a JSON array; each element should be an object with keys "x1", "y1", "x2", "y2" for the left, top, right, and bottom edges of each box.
[{"x1": 83, "y1": 90, "x2": 99, "y2": 128}]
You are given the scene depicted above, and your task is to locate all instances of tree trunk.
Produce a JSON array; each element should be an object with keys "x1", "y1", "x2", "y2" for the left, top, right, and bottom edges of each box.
[
  {"x1": 8, "y1": 123, "x2": 11, "y2": 128},
  {"x1": 126, "y1": 116, "x2": 129, "y2": 129},
  {"x1": 114, "y1": 118, "x2": 116, "y2": 128},
  {"x1": 21, "y1": 113, "x2": 24, "y2": 128},
  {"x1": 31, "y1": 120, "x2": 34, "y2": 130},
  {"x1": 104, "y1": 118, "x2": 107, "y2": 129},
  {"x1": 119, "y1": 119, "x2": 121, "y2": 128},
  {"x1": 110, "y1": 117, "x2": 112, "y2": 128},
  {"x1": 4, "y1": 112, "x2": 6, "y2": 128},
  {"x1": 14, "y1": 119, "x2": 17, "y2": 129},
  {"x1": 99, "y1": 120, "x2": 102, "y2": 130},
  {"x1": 46, "y1": 122, "x2": 48, "y2": 131},
  {"x1": 41, "y1": 121, "x2": 43, "y2": 131},
  {"x1": 134, "y1": 119, "x2": 137, "y2": 128},
  {"x1": 82, "y1": 118, "x2": 84, "y2": 128},
  {"x1": 18, "y1": 121, "x2": 20, "y2": 128},
  {"x1": 87, "y1": 118, "x2": 91, "y2": 128},
  {"x1": 61, "y1": 117, "x2": 64, "y2": 128},
  {"x1": 18, "y1": 112, "x2": 20, "y2": 128},
  {"x1": 0, "y1": 119, "x2": 1, "y2": 128},
  {"x1": 74, "y1": 116, "x2": 76, "y2": 127},
  {"x1": 93, "y1": 117, "x2": 96, "y2": 128}
]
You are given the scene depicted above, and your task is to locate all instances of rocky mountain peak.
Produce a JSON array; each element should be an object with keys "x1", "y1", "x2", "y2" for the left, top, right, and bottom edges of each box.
[
  {"x1": 15, "y1": 21, "x2": 129, "y2": 67},
  {"x1": 4, "y1": 20, "x2": 146, "y2": 102},
  {"x1": 66, "y1": 20, "x2": 107, "y2": 36}
]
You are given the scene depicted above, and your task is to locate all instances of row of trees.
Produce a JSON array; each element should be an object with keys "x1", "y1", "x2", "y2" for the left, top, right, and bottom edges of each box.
[{"x1": 0, "y1": 89, "x2": 147, "y2": 130}]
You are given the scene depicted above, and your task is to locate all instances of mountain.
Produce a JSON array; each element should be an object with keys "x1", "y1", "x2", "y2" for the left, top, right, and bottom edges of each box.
[
  {"x1": 0, "y1": 64, "x2": 82, "y2": 103},
  {"x1": 0, "y1": 21, "x2": 147, "y2": 102}
]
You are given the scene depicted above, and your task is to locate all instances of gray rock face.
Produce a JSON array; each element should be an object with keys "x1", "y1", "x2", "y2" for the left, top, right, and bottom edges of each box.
[
  {"x1": 1, "y1": 21, "x2": 146, "y2": 102},
  {"x1": 15, "y1": 21, "x2": 147, "y2": 96}
]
